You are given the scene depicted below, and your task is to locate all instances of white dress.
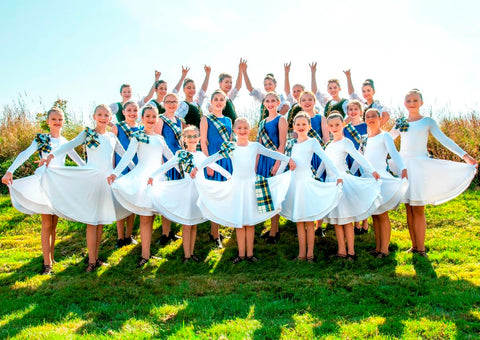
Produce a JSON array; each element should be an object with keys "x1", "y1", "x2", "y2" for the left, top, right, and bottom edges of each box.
[
  {"x1": 363, "y1": 132, "x2": 409, "y2": 214},
  {"x1": 40, "y1": 131, "x2": 131, "y2": 225},
  {"x1": 324, "y1": 138, "x2": 381, "y2": 224},
  {"x1": 6, "y1": 136, "x2": 85, "y2": 215},
  {"x1": 111, "y1": 135, "x2": 173, "y2": 216},
  {"x1": 195, "y1": 142, "x2": 291, "y2": 228},
  {"x1": 148, "y1": 151, "x2": 232, "y2": 225},
  {"x1": 390, "y1": 117, "x2": 476, "y2": 206},
  {"x1": 281, "y1": 138, "x2": 343, "y2": 222}
]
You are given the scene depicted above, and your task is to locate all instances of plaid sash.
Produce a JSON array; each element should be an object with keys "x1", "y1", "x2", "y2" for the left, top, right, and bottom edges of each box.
[
  {"x1": 344, "y1": 123, "x2": 363, "y2": 146},
  {"x1": 35, "y1": 133, "x2": 51, "y2": 154},
  {"x1": 177, "y1": 150, "x2": 194, "y2": 178},
  {"x1": 257, "y1": 118, "x2": 278, "y2": 151},
  {"x1": 284, "y1": 139, "x2": 297, "y2": 157},
  {"x1": 218, "y1": 141, "x2": 236, "y2": 159},
  {"x1": 160, "y1": 115, "x2": 182, "y2": 142},
  {"x1": 132, "y1": 129, "x2": 150, "y2": 144},
  {"x1": 307, "y1": 128, "x2": 326, "y2": 149},
  {"x1": 255, "y1": 175, "x2": 274, "y2": 213},
  {"x1": 84, "y1": 127, "x2": 100, "y2": 149},
  {"x1": 395, "y1": 117, "x2": 409, "y2": 132},
  {"x1": 117, "y1": 121, "x2": 135, "y2": 139},
  {"x1": 206, "y1": 115, "x2": 231, "y2": 143}
]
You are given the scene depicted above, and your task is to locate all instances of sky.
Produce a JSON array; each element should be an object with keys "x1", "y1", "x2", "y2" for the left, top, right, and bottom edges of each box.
[{"x1": 1, "y1": 0, "x2": 479, "y2": 122}]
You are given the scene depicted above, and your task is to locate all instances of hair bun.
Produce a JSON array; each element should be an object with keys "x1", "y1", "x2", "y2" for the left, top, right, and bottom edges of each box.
[{"x1": 266, "y1": 73, "x2": 275, "y2": 78}]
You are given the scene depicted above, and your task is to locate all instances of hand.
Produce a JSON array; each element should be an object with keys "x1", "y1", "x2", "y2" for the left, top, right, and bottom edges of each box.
[
  {"x1": 284, "y1": 62, "x2": 291, "y2": 73},
  {"x1": 372, "y1": 171, "x2": 381, "y2": 181},
  {"x1": 343, "y1": 69, "x2": 351, "y2": 78},
  {"x1": 207, "y1": 167, "x2": 214, "y2": 177},
  {"x1": 181, "y1": 66, "x2": 190, "y2": 77},
  {"x1": 147, "y1": 177, "x2": 154, "y2": 186},
  {"x1": 270, "y1": 160, "x2": 280, "y2": 176},
  {"x1": 401, "y1": 169, "x2": 408, "y2": 179},
  {"x1": 336, "y1": 178, "x2": 343, "y2": 186},
  {"x1": 239, "y1": 58, "x2": 247, "y2": 71},
  {"x1": 190, "y1": 167, "x2": 198, "y2": 179},
  {"x1": 35, "y1": 159, "x2": 47, "y2": 167},
  {"x1": 45, "y1": 154, "x2": 54, "y2": 167},
  {"x1": 309, "y1": 62, "x2": 317, "y2": 73},
  {"x1": 155, "y1": 70, "x2": 161, "y2": 81},
  {"x1": 288, "y1": 158, "x2": 296, "y2": 171},
  {"x1": 204, "y1": 65, "x2": 211, "y2": 75},
  {"x1": 463, "y1": 154, "x2": 478, "y2": 168},
  {"x1": 107, "y1": 174, "x2": 117, "y2": 185},
  {"x1": 1, "y1": 172, "x2": 13, "y2": 185}
]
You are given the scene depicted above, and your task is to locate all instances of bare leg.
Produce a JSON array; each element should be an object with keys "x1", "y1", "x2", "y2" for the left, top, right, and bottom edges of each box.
[
  {"x1": 116, "y1": 218, "x2": 126, "y2": 240},
  {"x1": 345, "y1": 223, "x2": 355, "y2": 255},
  {"x1": 270, "y1": 215, "x2": 280, "y2": 236},
  {"x1": 412, "y1": 205, "x2": 426, "y2": 252},
  {"x1": 362, "y1": 218, "x2": 368, "y2": 231},
  {"x1": 162, "y1": 216, "x2": 171, "y2": 236},
  {"x1": 40, "y1": 214, "x2": 53, "y2": 266},
  {"x1": 95, "y1": 225, "x2": 103, "y2": 260},
  {"x1": 182, "y1": 225, "x2": 192, "y2": 258},
  {"x1": 210, "y1": 222, "x2": 219, "y2": 239},
  {"x1": 125, "y1": 214, "x2": 136, "y2": 238},
  {"x1": 246, "y1": 225, "x2": 255, "y2": 257},
  {"x1": 236, "y1": 227, "x2": 246, "y2": 258},
  {"x1": 140, "y1": 216, "x2": 153, "y2": 259},
  {"x1": 405, "y1": 203, "x2": 416, "y2": 249},
  {"x1": 372, "y1": 215, "x2": 381, "y2": 252},
  {"x1": 334, "y1": 224, "x2": 346, "y2": 256},
  {"x1": 190, "y1": 225, "x2": 197, "y2": 255},
  {"x1": 86, "y1": 224, "x2": 97, "y2": 264},
  {"x1": 306, "y1": 221, "x2": 315, "y2": 259},
  {"x1": 315, "y1": 219, "x2": 323, "y2": 229},
  {"x1": 297, "y1": 222, "x2": 307, "y2": 259},
  {"x1": 51, "y1": 215, "x2": 58, "y2": 262}
]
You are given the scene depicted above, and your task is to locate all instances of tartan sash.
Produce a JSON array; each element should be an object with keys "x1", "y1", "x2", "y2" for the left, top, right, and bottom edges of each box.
[
  {"x1": 206, "y1": 115, "x2": 231, "y2": 143},
  {"x1": 117, "y1": 121, "x2": 135, "y2": 139},
  {"x1": 257, "y1": 118, "x2": 278, "y2": 151},
  {"x1": 307, "y1": 128, "x2": 326, "y2": 149},
  {"x1": 132, "y1": 129, "x2": 150, "y2": 144},
  {"x1": 177, "y1": 150, "x2": 194, "y2": 178},
  {"x1": 84, "y1": 127, "x2": 100, "y2": 149},
  {"x1": 345, "y1": 123, "x2": 363, "y2": 146},
  {"x1": 160, "y1": 115, "x2": 182, "y2": 142},
  {"x1": 285, "y1": 139, "x2": 297, "y2": 157},
  {"x1": 218, "y1": 141, "x2": 236, "y2": 159},
  {"x1": 395, "y1": 117, "x2": 409, "y2": 132},
  {"x1": 35, "y1": 133, "x2": 51, "y2": 154},
  {"x1": 255, "y1": 175, "x2": 274, "y2": 213}
]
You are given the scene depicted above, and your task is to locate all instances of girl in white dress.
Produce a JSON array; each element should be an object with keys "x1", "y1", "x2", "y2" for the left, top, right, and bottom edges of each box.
[
  {"x1": 363, "y1": 108, "x2": 409, "y2": 258},
  {"x1": 107, "y1": 105, "x2": 174, "y2": 267},
  {"x1": 196, "y1": 118, "x2": 292, "y2": 263},
  {"x1": 281, "y1": 112, "x2": 343, "y2": 262},
  {"x1": 390, "y1": 89, "x2": 477, "y2": 257},
  {"x1": 148, "y1": 125, "x2": 232, "y2": 262},
  {"x1": 2, "y1": 107, "x2": 85, "y2": 275},
  {"x1": 42, "y1": 104, "x2": 131, "y2": 272},
  {"x1": 324, "y1": 112, "x2": 381, "y2": 261}
]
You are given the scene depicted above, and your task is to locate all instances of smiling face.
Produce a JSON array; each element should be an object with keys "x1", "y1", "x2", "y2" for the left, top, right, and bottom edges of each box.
[
  {"x1": 404, "y1": 92, "x2": 423, "y2": 113},
  {"x1": 211, "y1": 92, "x2": 227, "y2": 113},
  {"x1": 183, "y1": 80, "x2": 196, "y2": 98},
  {"x1": 327, "y1": 81, "x2": 341, "y2": 98},
  {"x1": 123, "y1": 103, "x2": 139, "y2": 124},
  {"x1": 233, "y1": 120, "x2": 251, "y2": 140},
  {"x1": 164, "y1": 94, "x2": 179, "y2": 114},
  {"x1": 93, "y1": 106, "x2": 112, "y2": 128},
  {"x1": 347, "y1": 102, "x2": 362, "y2": 121},
  {"x1": 155, "y1": 82, "x2": 167, "y2": 100},
  {"x1": 183, "y1": 127, "x2": 200, "y2": 149},
  {"x1": 219, "y1": 76, "x2": 233, "y2": 93},
  {"x1": 263, "y1": 78, "x2": 276, "y2": 92},
  {"x1": 364, "y1": 109, "x2": 381, "y2": 131},
  {"x1": 141, "y1": 107, "x2": 158, "y2": 131},
  {"x1": 362, "y1": 84, "x2": 375, "y2": 102},
  {"x1": 293, "y1": 116, "x2": 311, "y2": 137},
  {"x1": 327, "y1": 116, "x2": 344, "y2": 137},
  {"x1": 120, "y1": 86, "x2": 132, "y2": 101},
  {"x1": 292, "y1": 85, "x2": 304, "y2": 100},
  {"x1": 263, "y1": 93, "x2": 280, "y2": 113},
  {"x1": 299, "y1": 92, "x2": 316, "y2": 112},
  {"x1": 46, "y1": 111, "x2": 64, "y2": 133}
]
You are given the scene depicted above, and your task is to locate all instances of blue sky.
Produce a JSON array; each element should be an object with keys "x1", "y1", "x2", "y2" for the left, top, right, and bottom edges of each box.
[{"x1": 1, "y1": 0, "x2": 479, "y2": 121}]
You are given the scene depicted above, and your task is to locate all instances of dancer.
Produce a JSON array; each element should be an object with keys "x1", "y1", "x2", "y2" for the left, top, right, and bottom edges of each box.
[{"x1": 149, "y1": 79, "x2": 167, "y2": 115}]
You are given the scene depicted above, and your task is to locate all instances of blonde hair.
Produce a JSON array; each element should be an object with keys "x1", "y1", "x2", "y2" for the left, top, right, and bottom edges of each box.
[
  {"x1": 183, "y1": 125, "x2": 200, "y2": 135},
  {"x1": 264, "y1": 91, "x2": 280, "y2": 101},
  {"x1": 47, "y1": 107, "x2": 64, "y2": 118},
  {"x1": 327, "y1": 79, "x2": 341, "y2": 87},
  {"x1": 233, "y1": 117, "x2": 251, "y2": 129},
  {"x1": 293, "y1": 111, "x2": 311, "y2": 124},
  {"x1": 365, "y1": 108, "x2": 381, "y2": 118},
  {"x1": 405, "y1": 88, "x2": 423, "y2": 101},
  {"x1": 94, "y1": 104, "x2": 112, "y2": 116},
  {"x1": 164, "y1": 93, "x2": 179, "y2": 101},
  {"x1": 347, "y1": 100, "x2": 363, "y2": 112},
  {"x1": 210, "y1": 89, "x2": 227, "y2": 100},
  {"x1": 299, "y1": 91, "x2": 316, "y2": 103}
]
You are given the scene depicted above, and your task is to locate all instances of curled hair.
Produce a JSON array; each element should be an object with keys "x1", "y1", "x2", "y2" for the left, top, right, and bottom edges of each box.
[
  {"x1": 326, "y1": 111, "x2": 344, "y2": 122},
  {"x1": 406, "y1": 88, "x2": 423, "y2": 101},
  {"x1": 155, "y1": 80, "x2": 167, "y2": 89},
  {"x1": 264, "y1": 73, "x2": 277, "y2": 84},
  {"x1": 119, "y1": 84, "x2": 131, "y2": 93},
  {"x1": 94, "y1": 104, "x2": 112, "y2": 116},
  {"x1": 210, "y1": 89, "x2": 227, "y2": 100},
  {"x1": 141, "y1": 104, "x2": 158, "y2": 117},
  {"x1": 365, "y1": 108, "x2": 381, "y2": 118},
  {"x1": 362, "y1": 79, "x2": 375, "y2": 90},
  {"x1": 264, "y1": 91, "x2": 280, "y2": 102},
  {"x1": 219, "y1": 73, "x2": 232, "y2": 83},
  {"x1": 327, "y1": 79, "x2": 341, "y2": 87},
  {"x1": 47, "y1": 107, "x2": 64, "y2": 118},
  {"x1": 183, "y1": 78, "x2": 194, "y2": 88},
  {"x1": 293, "y1": 111, "x2": 311, "y2": 124},
  {"x1": 299, "y1": 91, "x2": 317, "y2": 103},
  {"x1": 347, "y1": 99, "x2": 363, "y2": 112},
  {"x1": 233, "y1": 117, "x2": 251, "y2": 129},
  {"x1": 123, "y1": 101, "x2": 139, "y2": 112}
]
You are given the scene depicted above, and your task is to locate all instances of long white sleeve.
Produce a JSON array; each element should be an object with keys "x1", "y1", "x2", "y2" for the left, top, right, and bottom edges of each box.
[
  {"x1": 149, "y1": 156, "x2": 180, "y2": 180},
  {"x1": 256, "y1": 142, "x2": 289, "y2": 174},
  {"x1": 199, "y1": 152, "x2": 224, "y2": 170},
  {"x1": 7, "y1": 140, "x2": 38, "y2": 173},
  {"x1": 344, "y1": 139, "x2": 376, "y2": 175},
  {"x1": 66, "y1": 149, "x2": 86, "y2": 166},
  {"x1": 428, "y1": 118, "x2": 466, "y2": 158},
  {"x1": 311, "y1": 139, "x2": 341, "y2": 178},
  {"x1": 112, "y1": 138, "x2": 139, "y2": 177},
  {"x1": 52, "y1": 131, "x2": 86, "y2": 157},
  {"x1": 383, "y1": 133, "x2": 406, "y2": 171}
]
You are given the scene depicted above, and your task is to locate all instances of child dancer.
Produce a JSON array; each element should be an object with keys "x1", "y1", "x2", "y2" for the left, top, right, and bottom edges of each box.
[
  {"x1": 363, "y1": 108, "x2": 409, "y2": 258},
  {"x1": 149, "y1": 79, "x2": 167, "y2": 115},
  {"x1": 2, "y1": 107, "x2": 85, "y2": 275},
  {"x1": 107, "y1": 105, "x2": 174, "y2": 267},
  {"x1": 324, "y1": 112, "x2": 381, "y2": 261},
  {"x1": 284, "y1": 62, "x2": 305, "y2": 106},
  {"x1": 344, "y1": 69, "x2": 390, "y2": 125},
  {"x1": 390, "y1": 89, "x2": 477, "y2": 257},
  {"x1": 42, "y1": 105, "x2": 131, "y2": 272},
  {"x1": 281, "y1": 112, "x2": 343, "y2": 262},
  {"x1": 310, "y1": 62, "x2": 349, "y2": 118},
  {"x1": 110, "y1": 70, "x2": 160, "y2": 123},
  {"x1": 155, "y1": 93, "x2": 184, "y2": 245},
  {"x1": 196, "y1": 118, "x2": 292, "y2": 263},
  {"x1": 148, "y1": 125, "x2": 232, "y2": 262},
  {"x1": 256, "y1": 92, "x2": 288, "y2": 243},
  {"x1": 242, "y1": 62, "x2": 291, "y2": 120},
  {"x1": 200, "y1": 89, "x2": 234, "y2": 248},
  {"x1": 173, "y1": 65, "x2": 211, "y2": 127}
]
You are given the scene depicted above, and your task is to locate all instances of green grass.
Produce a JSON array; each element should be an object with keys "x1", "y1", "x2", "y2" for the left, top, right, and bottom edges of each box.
[{"x1": 0, "y1": 191, "x2": 479, "y2": 339}]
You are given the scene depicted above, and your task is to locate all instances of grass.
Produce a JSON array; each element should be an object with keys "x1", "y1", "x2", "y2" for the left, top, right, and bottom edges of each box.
[{"x1": 0, "y1": 190, "x2": 479, "y2": 339}]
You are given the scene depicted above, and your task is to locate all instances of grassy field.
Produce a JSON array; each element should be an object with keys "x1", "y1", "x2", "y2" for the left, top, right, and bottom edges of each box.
[{"x1": 0, "y1": 190, "x2": 479, "y2": 339}]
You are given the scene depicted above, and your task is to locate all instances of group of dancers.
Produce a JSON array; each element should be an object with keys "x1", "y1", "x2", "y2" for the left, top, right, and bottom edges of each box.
[{"x1": 2, "y1": 60, "x2": 478, "y2": 274}]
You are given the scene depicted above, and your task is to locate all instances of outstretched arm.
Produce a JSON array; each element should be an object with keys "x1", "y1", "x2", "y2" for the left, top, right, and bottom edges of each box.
[
  {"x1": 383, "y1": 133, "x2": 407, "y2": 177},
  {"x1": 6, "y1": 139, "x2": 38, "y2": 174},
  {"x1": 67, "y1": 148, "x2": 86, "y2": 166},
  {"x1": 173, "y1": 66, "x2": 190, "y2": 94},
  {"x1": 111, "y1": 138, "x2": 139, "y2": 177},
  {"x1": 312, "y1": 140, "x2": 341, "y2": 178},
  {"x1": 345, "y1": 139, "x2": 379, "y2": 178}
]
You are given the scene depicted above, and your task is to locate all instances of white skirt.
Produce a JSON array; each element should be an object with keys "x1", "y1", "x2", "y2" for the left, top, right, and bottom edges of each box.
[
  {"x1": 148, "y1": 177, "x2": 205, "y2": 225},
  {"x1": 372, "y1": 175, "x2": 409, "y2": 215},
  {"x1": 324, "y1": 174, "x2": 382, "y2": 225},
  {"x1": 40, "y1": 165, "x2": 130, "y2": 225},
  {"x1": 195, "y1": 172, "x2": 291, "y2": 228},
  {"x1": 390, "y1": 156, "x2": 476, "y2": 206},
  {"x1": 281, "y1": 171, "x2": 342, "y2": 222}
]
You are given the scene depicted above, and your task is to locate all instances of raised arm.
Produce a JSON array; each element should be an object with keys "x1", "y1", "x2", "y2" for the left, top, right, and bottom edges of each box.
[
  {"x1": 242, "y1": 61, "x2": 254, "y2": 93},
  {"x1": 173, "y1": 66, "x2": 190, "y2": 93},
  {"x1": 200, "y1": 65, "x2": 211, "y2": 94},
  {"x1": 234, "y1": 58, "x2": 246, "y2": 92},
  {"x1": 310, "y1": 62, "x2": 318, "y2": 94},
  {"x1": 344, "y1": 69, "x2": 354, "y2": 96},
  {"x1": 143, "y1": 70, "x2": 161, "y2": 104},
  {"x1": 284, "y1": 62, "x2": 291, "y2": 96}
]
